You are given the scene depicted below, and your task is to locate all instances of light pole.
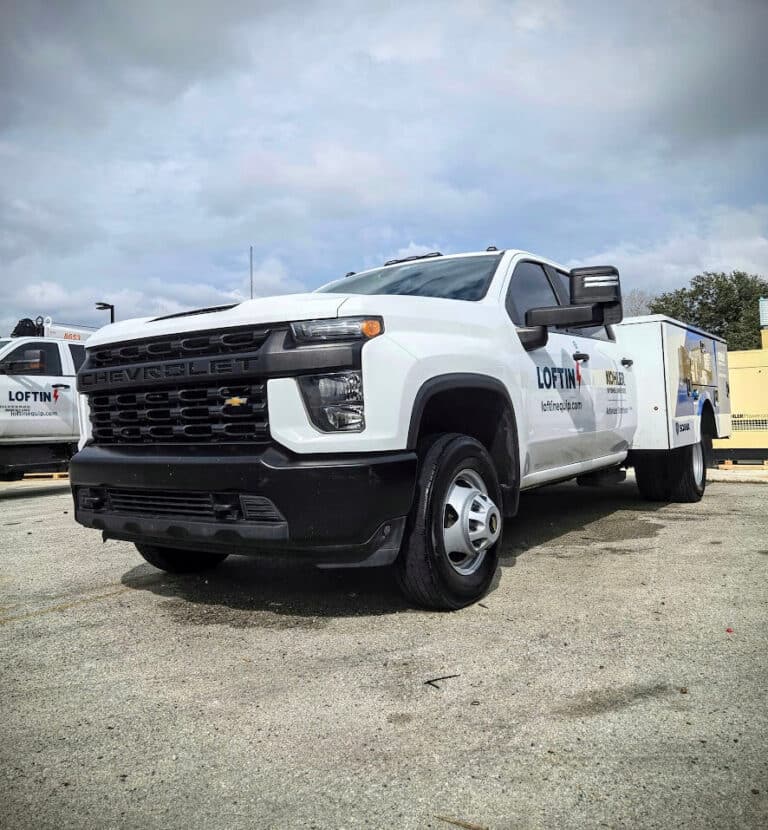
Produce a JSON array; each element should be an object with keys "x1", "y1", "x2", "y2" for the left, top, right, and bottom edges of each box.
[{"x1": 95, "y1": 302, "x2": 115, "y2": 324}]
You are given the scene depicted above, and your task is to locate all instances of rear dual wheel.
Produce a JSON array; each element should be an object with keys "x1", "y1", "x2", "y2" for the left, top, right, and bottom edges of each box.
[
  {"x1": 634, "y1": 435, "x2": 709, "y2": 503},
  {"x1": 396, "y1": 434, "x2": 503, "y2": 610}
]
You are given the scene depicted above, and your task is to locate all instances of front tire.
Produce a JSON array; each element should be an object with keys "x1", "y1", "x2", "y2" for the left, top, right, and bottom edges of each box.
[
  {"x1": 135, "y1": 544, "x2": 228, "y2": 574},
  {"x1": 396, "y1": 434, "x2": 503, "y2": 610}
]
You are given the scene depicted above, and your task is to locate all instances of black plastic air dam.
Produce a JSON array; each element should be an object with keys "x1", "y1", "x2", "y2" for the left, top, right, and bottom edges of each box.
[{"x1": 70, "y1": 444, "x2": 417, "y2": 564}]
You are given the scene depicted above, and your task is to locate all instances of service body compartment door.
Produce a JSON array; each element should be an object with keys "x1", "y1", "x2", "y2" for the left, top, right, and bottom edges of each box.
[
  {"x1": 663, "y1": 324, "x2": 717, "y2": 448},
  {"x1": 614, "y1": 321, "x2": 669, "y2": 450},
  {"x1": 615, "y1": 316, "x2": 729, "y2": 451}
]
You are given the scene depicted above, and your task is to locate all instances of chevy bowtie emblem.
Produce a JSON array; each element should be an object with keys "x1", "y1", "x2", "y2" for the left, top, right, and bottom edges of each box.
[{"x1": 225, "y1": 396, "x2": 247, "y2": 407}]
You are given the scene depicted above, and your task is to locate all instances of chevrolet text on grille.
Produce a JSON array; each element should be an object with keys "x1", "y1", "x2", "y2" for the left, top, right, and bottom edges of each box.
[{"x1": 79, "y1": 354, "x2": 262, "y2": 390}]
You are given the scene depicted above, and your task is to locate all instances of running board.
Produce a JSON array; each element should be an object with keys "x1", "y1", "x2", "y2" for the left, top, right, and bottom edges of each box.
[{"x1": 576, "y1": 466, "x2": 627, "y2": 487}]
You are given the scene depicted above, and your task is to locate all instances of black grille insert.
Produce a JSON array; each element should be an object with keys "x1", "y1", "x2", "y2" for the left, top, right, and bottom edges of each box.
[
  {"x1": 89, "y1": 325, "x2": 272, "y2": 368},
  {"x1": 89, "y1": 383, "x2": 268, "y2": 445},
  {"x1": 107, "y1": 489, "x2": 219, "y2": 519},
  {"x1": 94, "y1": 488, "x2": 284, "y2": 523}
]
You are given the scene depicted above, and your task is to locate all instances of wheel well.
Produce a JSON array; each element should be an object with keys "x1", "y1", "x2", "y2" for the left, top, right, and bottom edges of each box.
[
  {"x1": 700, "y1": 400, "x2": 717, "y2": 438},
  {"x1": 410, "y1": 381, "x2": 519, "y2": 516}
]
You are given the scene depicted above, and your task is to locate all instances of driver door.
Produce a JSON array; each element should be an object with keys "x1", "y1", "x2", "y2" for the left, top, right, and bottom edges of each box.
[{"x1": 505, "y1": 260, "x2": 599, "y2": 476}]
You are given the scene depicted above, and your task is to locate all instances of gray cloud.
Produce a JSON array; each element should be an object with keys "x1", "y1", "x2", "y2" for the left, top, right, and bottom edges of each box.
[
  {"x1": 0, "y1": 0, "x2": 283, "y2": 129},
  {"x1": 1, "y1": 0, "x2": 766, "y2": 336}
]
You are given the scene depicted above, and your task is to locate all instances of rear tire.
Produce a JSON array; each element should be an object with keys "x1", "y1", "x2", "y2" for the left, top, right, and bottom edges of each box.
[
  {"x1": 0, "y1": 471, "x2": 24, "y2": 481},
  {"x1": 668, "y1": 441, "x2": 706, "y2": 502},
  {"x1": 634, "y1": 452, "x2": 671, "y2": 501},
  {"x1": 135, "y1": 544, "x2": 228, "y2": 573},
  {"x1": 634, "y1": 440, "x2": 706, "y2": 504},
  {"x1": 396, "y1": 433, "x2": 503, "y2": 610}
]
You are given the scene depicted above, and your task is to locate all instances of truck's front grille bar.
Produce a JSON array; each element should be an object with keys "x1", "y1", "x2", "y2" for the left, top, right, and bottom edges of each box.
[
  {"x1": 89, "y1": 325, "x2": 271, "y2": 368},
  {"x1": 89, "y1": 382, "x2": 268, "y2": 445}
]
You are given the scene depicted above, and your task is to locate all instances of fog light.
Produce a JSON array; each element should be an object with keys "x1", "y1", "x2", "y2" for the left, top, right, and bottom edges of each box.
[{"x1": 77, "y1": 487, "x2": 105, "y2": 510}]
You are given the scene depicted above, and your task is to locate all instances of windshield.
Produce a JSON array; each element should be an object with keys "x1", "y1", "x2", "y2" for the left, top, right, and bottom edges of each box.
[
  {"x1": 0, "y1": 339, "x2": 10, "y2": 349},
  {"x1": 316, "y1": 254, "x2": 502, "y2": 301}
]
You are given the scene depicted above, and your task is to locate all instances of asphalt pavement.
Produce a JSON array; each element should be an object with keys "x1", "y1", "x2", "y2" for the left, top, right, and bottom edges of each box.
[{"x1": 1, "y1": 479, "x2": 766, "y2": 829}]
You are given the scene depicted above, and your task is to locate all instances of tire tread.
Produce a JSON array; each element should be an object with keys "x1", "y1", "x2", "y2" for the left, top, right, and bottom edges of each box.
[{"x1": 396, "y1": 433, "x2": 503, "y2": 610}]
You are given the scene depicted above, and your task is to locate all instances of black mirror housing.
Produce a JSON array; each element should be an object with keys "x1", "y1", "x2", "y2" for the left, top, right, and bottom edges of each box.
[
  {"x1": 569, "y1": 265, "x2": 623, "y2": 325},
  {"x1": 1, "y1": 350, "x2": 43, "y2": 374},
  {"x1": 4, "y1": 361, "x2": 39, "y2": 374},
  {"x1": 516, "y1": 325, "x2": 548, "y2": 352}
]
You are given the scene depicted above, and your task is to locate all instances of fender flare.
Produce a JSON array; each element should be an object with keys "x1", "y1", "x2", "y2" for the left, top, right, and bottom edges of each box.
[{"x1": 406, "y1": 372, "x2": 521, "y2": 516}]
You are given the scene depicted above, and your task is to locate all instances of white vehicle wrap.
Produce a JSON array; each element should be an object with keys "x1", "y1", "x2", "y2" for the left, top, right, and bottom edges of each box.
[{"x1": 0, "y1": 320, "x2": 95, "y2": 478}]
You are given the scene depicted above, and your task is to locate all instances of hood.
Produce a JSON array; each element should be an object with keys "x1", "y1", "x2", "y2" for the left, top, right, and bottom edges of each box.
[{"x1": 86, "y1": 293, "x2": 348, "y2": 347}]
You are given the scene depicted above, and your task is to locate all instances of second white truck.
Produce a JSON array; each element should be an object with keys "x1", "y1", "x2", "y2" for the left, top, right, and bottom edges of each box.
[
  {"x1": 1, "y1": 317, "x2": 96, "y2": 480},
  {"x1": 69, "y1": 249, "x2": 730, "y2": 608}
]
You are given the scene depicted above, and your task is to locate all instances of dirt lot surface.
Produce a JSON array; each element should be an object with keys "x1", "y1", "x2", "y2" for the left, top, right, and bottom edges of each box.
[{"x1": 1, "y1": 480, "x2": 766, "y2": 829}]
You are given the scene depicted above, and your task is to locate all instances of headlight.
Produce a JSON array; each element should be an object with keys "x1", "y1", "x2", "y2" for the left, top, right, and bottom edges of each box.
[
  {"x1": 290, "y1": 317, "x2": 382, "y2": 343},
  {"x1": 298, "y1": 370, "x2": 365, "y2": 432}
]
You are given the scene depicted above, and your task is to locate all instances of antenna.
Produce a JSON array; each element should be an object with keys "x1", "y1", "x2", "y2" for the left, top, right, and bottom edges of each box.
[{"x1": 250, "y1": 245, "x2": 254, "y2": 300}]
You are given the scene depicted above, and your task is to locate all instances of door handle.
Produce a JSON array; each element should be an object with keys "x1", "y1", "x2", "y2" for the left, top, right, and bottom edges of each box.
[
  {"x1": 621, "y1": 358, "x2": 633, "y2": 367},
  {"x1": 572, "y1": 352, "x2": 589, "y2": 362},
  {"x1": 51, "y1": 384, "x2": 70, "y2": 389}
]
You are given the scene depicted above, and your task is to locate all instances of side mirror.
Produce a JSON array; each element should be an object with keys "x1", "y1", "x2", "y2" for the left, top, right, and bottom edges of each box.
[
  {"x1": 1, "y1": 350, "x2": 43, "y2": 374},
  {"x1": 570, "y1": 265, "x2": 623, "y2": 325}
]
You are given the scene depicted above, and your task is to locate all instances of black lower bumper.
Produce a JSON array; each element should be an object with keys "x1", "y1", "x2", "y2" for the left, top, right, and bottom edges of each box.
[
  {"x1": 70, "y1": 444, "x2": 417, "y2": 566},
  {"x1": 0, "y1": 442, "x2": 76, "y2": 475}
]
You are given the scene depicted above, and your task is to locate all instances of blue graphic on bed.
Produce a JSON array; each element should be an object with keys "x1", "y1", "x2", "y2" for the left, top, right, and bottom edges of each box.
[{"x1": 675, "y1": 331, "x2": 716, "y2": 417}]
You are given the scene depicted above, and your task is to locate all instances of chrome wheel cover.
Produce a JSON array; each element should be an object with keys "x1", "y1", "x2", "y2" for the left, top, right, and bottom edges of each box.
[
  {"x1": 692, "y1": 441, "x2": 705, "y2": 487},
  {"x1": 441, "y1": 468, "x2": 502, "y2": 576}
]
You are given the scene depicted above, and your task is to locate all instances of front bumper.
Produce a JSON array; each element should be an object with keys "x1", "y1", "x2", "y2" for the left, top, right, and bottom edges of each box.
[{"x1": 70, "y1": 444, "x2": 417, "y2": 566}]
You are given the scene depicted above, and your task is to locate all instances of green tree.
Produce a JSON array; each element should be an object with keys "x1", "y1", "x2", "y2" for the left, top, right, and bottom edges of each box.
[{"x1": 648, "y1": 271, "x2": 768, "y2": 351}]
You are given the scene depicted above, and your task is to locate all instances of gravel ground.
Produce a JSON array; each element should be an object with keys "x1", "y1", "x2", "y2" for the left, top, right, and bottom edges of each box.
[{"x1": 1, "y1": 479, "x2": 766, "y2": 829}]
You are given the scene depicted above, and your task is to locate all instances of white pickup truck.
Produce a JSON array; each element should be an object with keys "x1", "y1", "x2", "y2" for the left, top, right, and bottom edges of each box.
[
  {"x1": 70, "y1": 249, "x2": 730, "y2": 608},
  {"x1": 1, "y1": 317, "x2": 95, "y2": 480}
]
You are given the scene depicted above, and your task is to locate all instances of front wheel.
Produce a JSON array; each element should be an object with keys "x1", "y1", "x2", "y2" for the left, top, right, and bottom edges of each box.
[
  {"x1": 396, "y1": 434, "x2": 503, "y2": 610},
  {"x1": 135, "y1": 544, "x2": 229, "y2": 573}
]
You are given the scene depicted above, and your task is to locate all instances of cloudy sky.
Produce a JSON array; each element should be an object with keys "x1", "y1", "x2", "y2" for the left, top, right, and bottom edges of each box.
[{"x1": 1, "y1": 0, "x2": 767, "y2": 334}]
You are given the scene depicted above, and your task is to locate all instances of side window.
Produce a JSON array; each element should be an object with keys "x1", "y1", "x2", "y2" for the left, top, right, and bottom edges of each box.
[
  {"x1": 68, "y1": 344, "x2": 86, "y2": 373},
  {"x1": 548, "y1": 267, "x2": 613, "y2": 341},
  {"x1": 505, "y1": 262, "x2": 559, "y2": 326},
  {"x1": 2, "y1": 342, "x2": 62, "y2": 376}
]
